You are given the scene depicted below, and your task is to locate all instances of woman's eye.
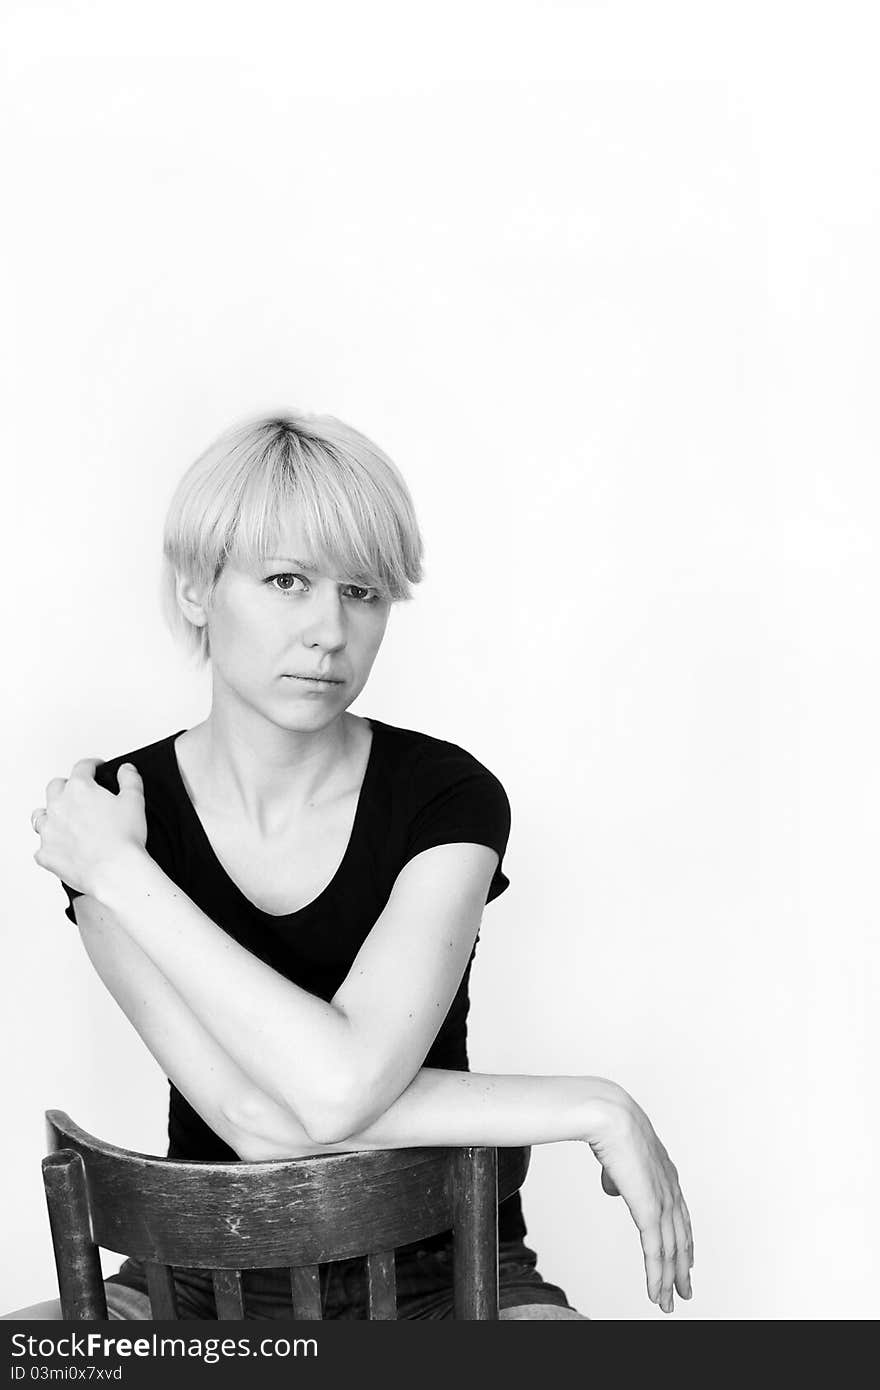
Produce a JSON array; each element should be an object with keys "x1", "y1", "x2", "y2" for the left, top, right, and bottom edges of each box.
[
  {"x1": 267, "y1": 573, "x2": 308, "y2": 594},
  {"x1": 343, "y1": 584, "x2": 380, "y2": 604}
]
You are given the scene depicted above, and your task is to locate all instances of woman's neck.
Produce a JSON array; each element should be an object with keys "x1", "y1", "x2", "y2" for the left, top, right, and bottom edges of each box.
[{"x1": 178, "y1": 706, "x2": 369, "y2": 837}]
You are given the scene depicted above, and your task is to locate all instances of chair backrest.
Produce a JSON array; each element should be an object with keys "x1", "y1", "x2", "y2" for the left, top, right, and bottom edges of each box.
[{"x1": 42, "y1": 1110, "x2": 530, "y2": 1320}]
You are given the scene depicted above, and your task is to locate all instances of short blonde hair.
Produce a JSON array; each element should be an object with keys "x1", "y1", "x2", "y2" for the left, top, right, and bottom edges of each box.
[{"x1": 160, "y1": 411, "x2": 424, "y2": 663}]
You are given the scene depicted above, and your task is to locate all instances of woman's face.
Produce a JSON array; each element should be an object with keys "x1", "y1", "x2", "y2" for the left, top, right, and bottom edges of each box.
[{"x1": 198, "y1": 519, "x2": 391, "y2": 732}]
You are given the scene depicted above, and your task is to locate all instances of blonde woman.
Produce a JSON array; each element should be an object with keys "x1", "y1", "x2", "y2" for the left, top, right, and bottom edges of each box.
[{"x1": 11, "y1": 413, "x2": 693, "y2": 1320}]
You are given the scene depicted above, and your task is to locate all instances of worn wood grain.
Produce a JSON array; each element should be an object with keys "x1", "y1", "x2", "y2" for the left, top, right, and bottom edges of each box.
[
  {"x1": 212, "y1": 1269, "x2": 246, "y2": 1318},
  {"x1": 42, "y1": 1151, "x2": 108, "y2": 1320},
  {"x1": 366, "y1": 1250, "x2": 397, "y2": 1319},
  {"x1": 290, "y1": 1265, "x2": 322, "y2": 1319},
  {"x1": 452, "y1": 1147, "x2": 499, "y2": 1319},
  {"x1": 144, "y1": 1262, "x2": 178, "y2": 1319}
]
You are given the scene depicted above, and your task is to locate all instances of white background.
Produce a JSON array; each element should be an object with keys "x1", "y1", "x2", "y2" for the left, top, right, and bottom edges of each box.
[{"x1": 2, "y1": 2, "x2": 877, "y2": 1320}]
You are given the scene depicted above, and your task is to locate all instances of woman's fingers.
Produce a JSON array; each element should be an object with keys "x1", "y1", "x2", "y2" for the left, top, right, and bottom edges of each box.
[
  {"x1": 45, "y1": 777, "x2": 67, "y2": 806},
  {"x1": 660, "y1": 1208, "x2": 677, "y2": 1313},
  {"x1": 671, "y1": 1201, "x2": 693, "y2": 1299},
  {"x1": 639, "y1": 1223, "x2": 664, "y2": 1307},
  {"x1": 680, "y1": 1192, "x2": 695, "y2": 1266},
  {"x1": 69, "y1": 757, "x2": 105, "y2": 781},
  {"x1": 590, "y1": 1102, "x2": 693, "y2": 1313}
]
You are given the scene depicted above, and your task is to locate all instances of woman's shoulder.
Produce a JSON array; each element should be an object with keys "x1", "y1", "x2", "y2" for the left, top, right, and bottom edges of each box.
[
  {"x1": 369, "y1": 716, "x2": 507, "y2": 791},
  {"x1": 370, "y1": 720, "x2": 512, "y2": 884},
  {"x1": 91, "y1": 728, "x2": 185, "y2": 802}
]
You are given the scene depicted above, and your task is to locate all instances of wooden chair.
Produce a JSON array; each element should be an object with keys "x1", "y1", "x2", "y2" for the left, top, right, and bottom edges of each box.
[{"x1": 42, "y1": 1110, "x2": 531, "y2": 1321}]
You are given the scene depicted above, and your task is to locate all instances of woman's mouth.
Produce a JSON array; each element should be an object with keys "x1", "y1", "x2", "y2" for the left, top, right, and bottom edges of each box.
[{"x1": 282, "y1": 674, "x2": 344, "y2": 686}]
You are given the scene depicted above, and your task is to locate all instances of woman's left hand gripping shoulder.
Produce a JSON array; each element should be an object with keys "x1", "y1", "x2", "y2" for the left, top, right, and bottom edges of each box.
[{"x1": 32, "y1": 759, "x2": 147, "y2": 899}]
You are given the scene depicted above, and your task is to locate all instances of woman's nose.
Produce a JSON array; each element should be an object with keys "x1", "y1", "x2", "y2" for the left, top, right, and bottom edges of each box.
[{"x1": 301, "y1": 588, "x2": 347, "y2": 651}]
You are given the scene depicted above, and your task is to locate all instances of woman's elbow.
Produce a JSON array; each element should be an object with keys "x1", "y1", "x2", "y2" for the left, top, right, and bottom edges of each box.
[
  {"x1": 302, "y1": 1089, "x2": 369, "y2": 1145},
  {"x1": 307, "y1": 1065, "x2": 405, "y2": 1144},
  {"x1": 226, "y1": 1062, "x2": 391, "y2": 1149},
  {"x1": 219, "y1": 1087, "x2": 331, "y2": 1153}
]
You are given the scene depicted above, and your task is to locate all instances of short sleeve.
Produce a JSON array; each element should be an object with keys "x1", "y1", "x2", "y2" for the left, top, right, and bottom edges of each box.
[{"x1": 402, "y1": 748, "x2": 512, "y2": 904}]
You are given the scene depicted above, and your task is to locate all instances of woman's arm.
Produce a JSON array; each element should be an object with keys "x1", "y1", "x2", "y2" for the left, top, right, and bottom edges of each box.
[
  {"x1": 38, "y1": 762, "x2": 693, "y2": 1312},
  {"x1": 70, "y1": 889, "x2": 628, "y2": 1164},
  {"x1": 73, "y1": 881, "x2": 692, "y2": 1316},
  {"x1": 93, "y1": 835, "x2": 499, "y2": 1144},
  {"x1": 230, "y1": 1067, "x2": 629, "y2": 1157},
  {"x1": 75, "y1": 892, "x2": 693, "y2": 1314},
  {"x1": 70, "y1": 892, "x2": 627, "y2": 1160},
  {"x1": 38, "y1": 757, "x2": 501, "y2": 1143},
  {"x1": 70, "y1": 892, "x2": 315, "y2": 1156},
  {"x1": 71, "y1": 888, "x2": 630, "y2": 1158},
  {"x1": 230, "y1": 1062, "x2": 694, "y2": 1315}
]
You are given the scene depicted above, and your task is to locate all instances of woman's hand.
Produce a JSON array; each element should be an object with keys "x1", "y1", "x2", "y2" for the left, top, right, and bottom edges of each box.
[
  {"x1": 31, "y1": 760, "x2": 147, "y2": 900},
  {"x1": 588, "y1": 1092, "x2": 694, "y2": 1314}
]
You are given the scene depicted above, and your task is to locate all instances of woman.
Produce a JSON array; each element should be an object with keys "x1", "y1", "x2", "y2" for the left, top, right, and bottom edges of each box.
[{"x1": 11, "y1": 412, "x2": 692, "y2": 1320}]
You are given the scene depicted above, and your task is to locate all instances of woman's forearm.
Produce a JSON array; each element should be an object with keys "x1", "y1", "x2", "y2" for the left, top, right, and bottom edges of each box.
[
  {"x1": 90, "y1": 849, "x2": 632, "y2": 1163},
  {"x1": 72, "y1": 892, "x2": 307, "y2": 1155},
  {"x1": 93, "y1": 846, "x2": 355, "y2": 1137},
  {"x1": 232, "y1": 1068, "x2": 631, "y2": 1162},
  {"x1": 73, "y1": 881, "x2": 631, "y2": 1167}
]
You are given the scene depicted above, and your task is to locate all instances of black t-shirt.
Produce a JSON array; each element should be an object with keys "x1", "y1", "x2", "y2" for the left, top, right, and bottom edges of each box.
[{"x1": 62, "y1": 716, "x2": 526, "y2": 1249}]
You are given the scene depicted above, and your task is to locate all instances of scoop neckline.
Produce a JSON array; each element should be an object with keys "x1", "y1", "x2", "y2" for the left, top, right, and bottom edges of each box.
[{"x1": 165, "y1": 717, "x2": 383, "y2": 921}]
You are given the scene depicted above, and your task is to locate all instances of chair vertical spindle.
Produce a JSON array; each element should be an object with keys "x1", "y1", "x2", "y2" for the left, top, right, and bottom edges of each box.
[
  {"x1": 290, "y1": 1265, "x2": 323, "y2": 1319},
  {"x1": 366, "y1": 1250, "x2": 397, "y2": 1319},
  {"x1": 144, "y1": 1262, "x2": 179, "y2": 1318},
  {"x1": 41, "y1": 1151, "x2": 108, "y2": 1320},
  {"x1": 212, "y1": 1269, "x2": 246, "y2": 1318},
  {"x1": 452, "y1": 1146, "x2": 499, "y2": 1319}
]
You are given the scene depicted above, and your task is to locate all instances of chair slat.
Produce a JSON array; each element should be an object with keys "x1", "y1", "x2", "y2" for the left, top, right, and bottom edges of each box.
[
  {"x1": 41, "y1": 1152, "x2": 108, "y2": 1320},
  {"x1": 366, "y1": 1250, "x2": 397, "y2": 1320},
  {"x1": 144, "y1": 1262, "x2": 179, "y2": 1319},
  {"x1": 291, "y1": 1265, "x2": 322, "y2": 1319},
  {"x1": 212, "y1": 1269, "x2": 246, "y2": 1319},
  {"x1": 453, "y1": 1147, "x2": 499, "y2": 1319}
]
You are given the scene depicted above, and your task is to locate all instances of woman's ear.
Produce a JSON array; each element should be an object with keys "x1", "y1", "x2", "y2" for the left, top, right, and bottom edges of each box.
[{"x1": 174, "y1": 572, "x2": 210, "y2": 630}]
